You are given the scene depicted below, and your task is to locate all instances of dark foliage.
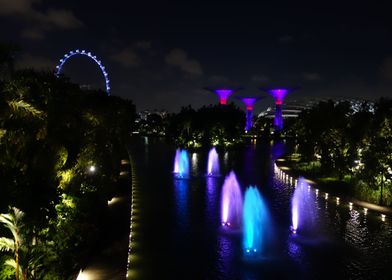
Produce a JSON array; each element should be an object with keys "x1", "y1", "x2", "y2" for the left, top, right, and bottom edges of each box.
[{"x1": 166, "y1": 103, "x2": 245, "y2": 149}]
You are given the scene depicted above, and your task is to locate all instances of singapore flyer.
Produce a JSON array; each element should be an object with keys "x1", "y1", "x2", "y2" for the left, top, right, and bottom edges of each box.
[{"x1": 55, "y1": 49, "x2": 110, "y2": 95}]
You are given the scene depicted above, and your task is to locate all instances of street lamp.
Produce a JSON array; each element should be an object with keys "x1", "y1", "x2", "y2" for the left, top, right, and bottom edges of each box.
[{"x1": 88, "y1": 165, "x2": 96, "y2": 173}]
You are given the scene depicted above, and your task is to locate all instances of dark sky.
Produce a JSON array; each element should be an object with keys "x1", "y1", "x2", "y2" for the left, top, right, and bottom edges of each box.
[{"x1": 1, "y1": 0, "x2": 392, "y2": 112}]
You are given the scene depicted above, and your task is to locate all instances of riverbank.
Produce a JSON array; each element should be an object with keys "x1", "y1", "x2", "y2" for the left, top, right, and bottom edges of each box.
[
  {"x1": 76, "y1": 159, "x2": 132, "y2": 279},
  {"x1": 275, "y1": 157, "x2": 392, "y2": 216}
]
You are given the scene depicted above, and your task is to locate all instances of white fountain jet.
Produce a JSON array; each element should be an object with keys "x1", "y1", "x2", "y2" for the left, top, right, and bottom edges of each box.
[{"x1": 206, "y1": 147, "x2": 220, "y2": 177}]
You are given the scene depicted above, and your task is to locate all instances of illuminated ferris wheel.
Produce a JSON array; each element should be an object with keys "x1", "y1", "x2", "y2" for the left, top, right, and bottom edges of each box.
[{"x1": 55, "y1": 49, "x2": 110, "y2": 95}]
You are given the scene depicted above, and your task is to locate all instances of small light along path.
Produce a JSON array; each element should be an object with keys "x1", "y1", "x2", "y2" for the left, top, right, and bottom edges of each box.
[
  {"x1": 126, "y1": 154, "x2": 141, "y2": 279},
  {"x1": 274, "y1": 161, "x2": 391, "y2": 222},
  {"x1": 76, "y1": 159, "x2": 133, "y2": 280}
]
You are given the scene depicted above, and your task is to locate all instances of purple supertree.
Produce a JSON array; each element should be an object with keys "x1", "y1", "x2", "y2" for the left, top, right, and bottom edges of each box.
[
  {"x1": 205, "y1": 87, "x2": 241, "y2": 105},
  {"x1": 236, "y1": 96, "x2": 264, "y2": 132},
  {"x1": 261, "y1": 88, "x2": 295, "y2": 131}
]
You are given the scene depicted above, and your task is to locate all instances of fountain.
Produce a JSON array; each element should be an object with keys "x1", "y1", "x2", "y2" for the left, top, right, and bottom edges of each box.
[
  {"x1": 174, "y1": 149, "x2": 181, "y2": 173},
  {"x1": 221, "y1": 171, "x2": 242, "y2": 228},
  {"x1": 207, "y1": 147, "x2": 220, "y2": 177},
  {"x1": 291, "y1": 177, "x2": 317, "y2": 235},
  {"x1": 243, "y1": 186, "x2": 271, "y2": 255},
  {"x1": 173, "y1": 149, "x2": 190, "y2": 179}
]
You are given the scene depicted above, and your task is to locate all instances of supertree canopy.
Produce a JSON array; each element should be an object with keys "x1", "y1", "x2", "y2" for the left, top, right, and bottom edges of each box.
[
  {"x1": 261, "y1": 88, "x2": 297, "y2": 131},
  {"x1": 236, "y1": 96, "x2": 264, "y2": 132},
  {"x1": 205, "y1": 87, "x2": 241, "y2": 105}
]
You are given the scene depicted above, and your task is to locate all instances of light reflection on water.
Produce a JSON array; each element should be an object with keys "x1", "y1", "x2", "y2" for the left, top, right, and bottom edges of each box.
[
  {"x1": 217, "y1": 234, "x2": 238, "y2": 279},
  {"x1": 173, "y1": 179, "x2": 189, "y2": 231},
  {"x1": 205, "y1": 177, "x2": 219, "y2": 225},
  {"x1": 130, "y1": 138, "x2": 392, "y2": 279},
  {"x1": 287, "y1": 237, "x2": 304, "y2": 267}
]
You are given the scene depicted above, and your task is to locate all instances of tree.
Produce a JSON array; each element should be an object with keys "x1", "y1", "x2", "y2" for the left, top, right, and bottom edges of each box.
[
  {"x1": 0, "y1": 207, "x2": 47, "y2": 280},
  {"x1": 167, "y1": 104, "x2": 244, "y2": 149},
  {"x1": 0, "y1": 207, "x2": 24, "y2": 279},
  {"x1": 292, "y1": 100, "x2": 353, "y2": 175},
  {"x1": 0, "y1": 60, "x2": 136, "y2": 277},
  {"x1": 361, "y1": 116, "x2": 392, "y2": 204}
]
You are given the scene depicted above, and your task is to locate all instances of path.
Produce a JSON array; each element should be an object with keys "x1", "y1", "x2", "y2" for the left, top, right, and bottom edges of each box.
[{"x1": 76, "y1": 160, "x2": 131, "y2": 280}]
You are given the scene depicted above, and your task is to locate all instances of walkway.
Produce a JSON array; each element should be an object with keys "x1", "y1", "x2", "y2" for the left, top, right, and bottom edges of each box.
[{"x1": 76, "y1": 160, "x2": 132, "y2": 280}]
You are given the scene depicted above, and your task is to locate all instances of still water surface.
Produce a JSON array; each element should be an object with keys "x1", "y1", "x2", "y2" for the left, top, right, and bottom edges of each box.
[{"x1": 128, "y1": 137, "x2": 392, "y2": 280}]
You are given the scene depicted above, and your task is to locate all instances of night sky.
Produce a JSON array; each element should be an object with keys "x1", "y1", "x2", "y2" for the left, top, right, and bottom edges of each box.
[{"x1": 1, "y1": 0, "x2": 392, "y2": 112}]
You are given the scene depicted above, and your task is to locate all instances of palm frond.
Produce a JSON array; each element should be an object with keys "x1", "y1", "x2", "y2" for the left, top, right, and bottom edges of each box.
[
  {"x1": 3, "y1": 258, "x2": 23, "y2": 278},
  {"x1": 0, "y1": 214, "x2": 16, "y2": 238},
  {"x1": 7, "y1": 100, "x2": 44, "y2": 119},
  {"x1": 0, "y1": 258, "x2": 15, "y2": 279},
  {"x1": 0, "y1": 237, "x2": 14, "y2": 252},
  {"x1": 10, "y1": 207, "x2": 24, "y2": 222},
  {"x1": 0, "y1": 208, "x2": 25, "y2": 245},
  {"x1": 4, "y1": 258, "x2": 17, "y2": 269}
]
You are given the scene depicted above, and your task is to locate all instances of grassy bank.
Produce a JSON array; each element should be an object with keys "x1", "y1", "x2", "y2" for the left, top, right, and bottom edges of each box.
[{"x1": 277, "y1": 153, "x2": 392, "y2": 207}]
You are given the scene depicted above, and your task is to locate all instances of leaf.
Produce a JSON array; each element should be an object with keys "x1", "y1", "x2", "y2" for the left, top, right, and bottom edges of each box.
[
  {"x1": 2, "y1": 258, "x2": 23, "y2": 279},
  {"x1": 7, "y1": 100, "x2": 45, "y2": 119},
  {"x1": 4, "y1": 258, "x2": 16, "y2": 269},
  {"x1": 0, "y1": 208, "x2": 25, "y2": 247},
  {"x1": 0, "y1": 258, "x2": 15, "y2": 279},
  {"x1": 0, "y1": 237, "x2": 14, "y2": 252},
  {"x1": 0, "y1": 129, "x2": 6, "y2": 139}
]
